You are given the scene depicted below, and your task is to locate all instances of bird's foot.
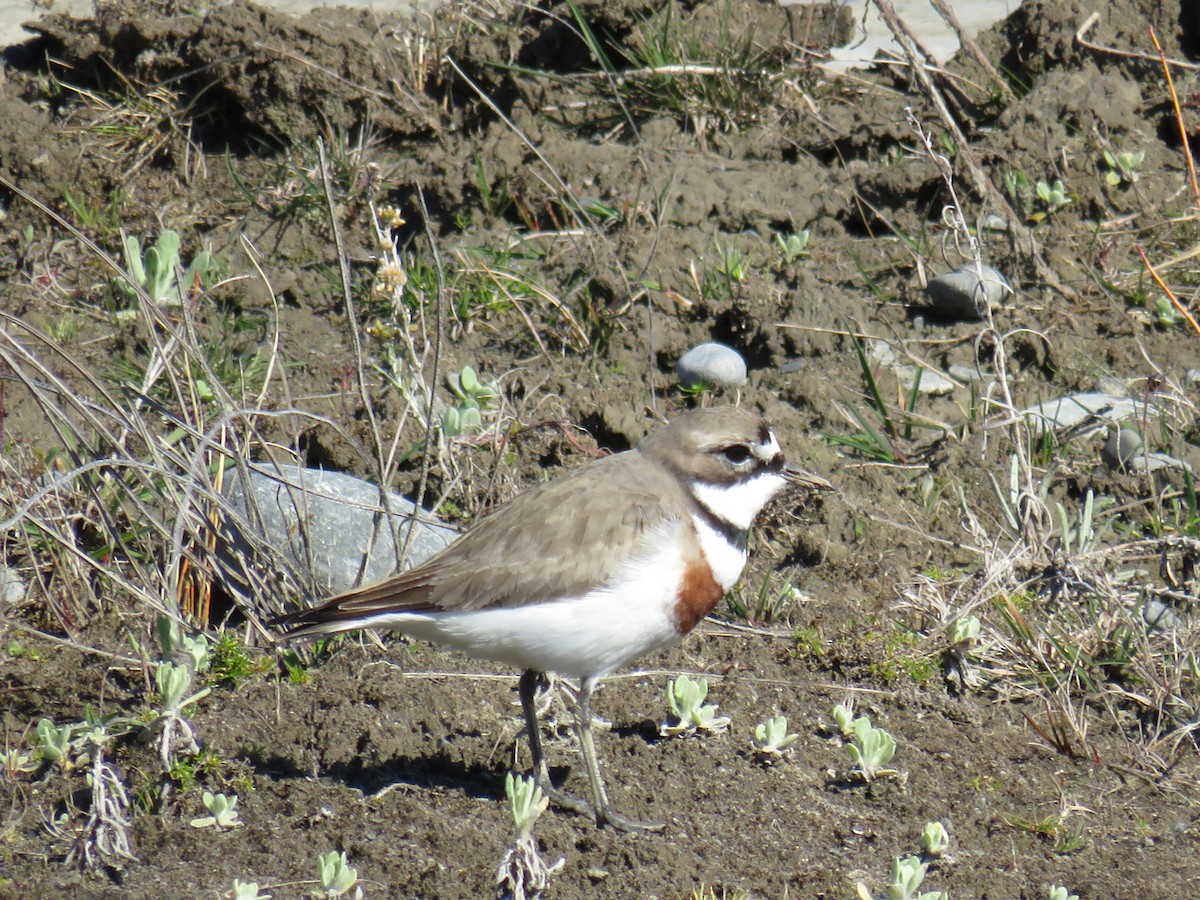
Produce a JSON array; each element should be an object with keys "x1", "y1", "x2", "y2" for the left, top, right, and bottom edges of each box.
[
  {"x1": 593, "y1": 805, "x2": 665, "y2": 834},
  {"x1": 535, "y1": 778, "x2": 593, "y2": 818},
  {"x1": 534, "y1": 776, "x2": 663, "y2": 832}
]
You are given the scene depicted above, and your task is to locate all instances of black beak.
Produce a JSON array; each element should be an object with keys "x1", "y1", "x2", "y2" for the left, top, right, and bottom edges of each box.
[{"x1": 783, "y1": 463, "x2": 833, "y2": 492}]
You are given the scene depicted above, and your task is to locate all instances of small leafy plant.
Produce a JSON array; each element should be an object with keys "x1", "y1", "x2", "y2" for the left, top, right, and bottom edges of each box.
[
  {"x1": 661, "y1": 675, "x2": 731, "y2": 736},
  {"x1": 317, "y1": 850, "x2": 362, "y2": 899},
  {"x1": 856, "y1": 855, "x2": 947, "y2": 900},
  {"x1": 892, "y1": 855, "x2": 943, "y2": 900},
  {"x1": 496, "y1": 773, "x2": 563, "y2": 899},
  {"x1": 1155, "y1": 295, "x2": 1180, "y2": 327},
  {"x1": 157, "y1": 614, "x2": 211, "y2": 674},
  {"x1": 506, "y1": 772, "x2": 548, "y2": 840},
  {"x1": 34, "y1": 717, "x2": 76, "y2": 767},
  {"x1": 1048, "y1": 887, "x2": 1079, "y2": 900},
  {"x1": 230, "y1": 879, "x2": 270, "y2": 900},
  {"x1": 846, "y1": 717, "x2": 897, "y2": 781},
  {"x1": 830, "y1": 701, "x2": 857, "y2": 739},
  {"x1": 190, "y1": 791, "x2": 241, "y2": 829},
  {"x1": 2, "y1": 746, "x2": 40, "y2": 775},
  {"x1": 150, "y1": 660, "x2": 211, "y2": 773},
  {"x1": 1035, "y1": 178, "x2": 1071, "y2": 211},
  {"x1": 751, "y1": 715, "x2": 799, "y2": 760},
  {"x1": 118, "y1": 229, "x2": 214, "y2": 306},
  {"x1": 775, "y1": 230, "x2": 810, "y2": 264},
  {"x1": 714, "y1": 241, "x2": 750, "y2": 282},
  {"x1": 947, "y1": 615, "x2": 980, "y2": 650},
  {"x1": 443, "y1": 364, "x2": 499, "y2": 437},
  {"x1": 1103, "y1": 149, "x2": 1144, "y2": 186},
  {"x1": 919, "y1": 821, "x2": 950, "y2": 857},
  {"x1": 944, "y1": 614, "x2": 982, "y2": 689}
]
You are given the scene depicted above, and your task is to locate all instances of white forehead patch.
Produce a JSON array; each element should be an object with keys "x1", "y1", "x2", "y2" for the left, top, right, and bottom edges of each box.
[{"x1": 754, "y1": 432, "x2": 781, "y2": 461}]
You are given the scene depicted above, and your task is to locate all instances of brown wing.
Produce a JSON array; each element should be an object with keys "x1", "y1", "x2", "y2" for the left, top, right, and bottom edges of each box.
[{"x1": 277, "y1": 450, "x2": 684, "y2": 634}]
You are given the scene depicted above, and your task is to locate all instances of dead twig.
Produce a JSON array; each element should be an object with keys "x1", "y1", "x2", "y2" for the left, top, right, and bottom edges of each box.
[
  {"x1": 1075, "y1": 12, "x2": 1200, "y2": 72},
  {"x1": 1135, "y1": 246, "x2": 1200, "y2": 336},
  {"x1": 1148, "y1": 26, "x2": 1200, "y2": 209}
]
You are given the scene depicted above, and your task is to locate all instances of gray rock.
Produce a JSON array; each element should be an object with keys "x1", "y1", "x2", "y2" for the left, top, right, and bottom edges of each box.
[
  {"x1": 947, "y1": 364, "x2": 988, "y2": 383},
  {"x1": 219, "y1": 465, "x2": 458, "y2": 603},
  {"x1": 0, "y1": 566, "x2": 26, "y2": 604},
  {"x1": 1129, "y1": 451, "x2": 1191, "y2": 475},
  {"x1": 1021, "y1": 392, "x2": 1156, "y2": 436},
  {"x1": 1102, "y1": 429, "x2": 1143, "y2": 469},
  {"x1": 1143, "y1": 599, "x2": 1184, "y2": 631},
  {"x1": 897, "y1": 365, "x2": 955, "y2": 395},
  {"x1": 676, "y1": 342, "x2": 747, "y2": 390},
  {"x1": 869, "y1": 340, "x2": 955, "y2": 395},
  {"x1": 1101, "y1": 428, "x2": 1192, "y2": 474},
  {"x1": 926, "y1": 265, "x2": 1010, "y2": 319}
]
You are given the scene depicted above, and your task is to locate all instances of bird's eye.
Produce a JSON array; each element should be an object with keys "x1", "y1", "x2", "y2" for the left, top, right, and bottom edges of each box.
[{"x1": 721, "y1": 444, "x2": 752, "y2": 464}]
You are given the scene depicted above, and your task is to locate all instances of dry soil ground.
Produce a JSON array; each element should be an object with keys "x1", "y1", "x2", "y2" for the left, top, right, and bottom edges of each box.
[{"x1": 2, "y1": 1, "x2": 1200, "y2": 897}]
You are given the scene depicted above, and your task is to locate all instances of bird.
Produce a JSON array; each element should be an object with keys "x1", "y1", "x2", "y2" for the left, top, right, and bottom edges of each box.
[{"x1": 275, "y1": 406, "x2": 831, "y2": 831}]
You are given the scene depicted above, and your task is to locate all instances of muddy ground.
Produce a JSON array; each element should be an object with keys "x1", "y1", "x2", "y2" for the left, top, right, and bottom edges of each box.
[{"x1": 2, "y1": 0, "x2": 1199, "y2": 897}]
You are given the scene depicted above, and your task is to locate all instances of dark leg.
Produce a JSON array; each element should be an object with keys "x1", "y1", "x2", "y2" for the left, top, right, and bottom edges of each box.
[{"x1": 517, "y1": 669, "x2": 591, "y2": 818}]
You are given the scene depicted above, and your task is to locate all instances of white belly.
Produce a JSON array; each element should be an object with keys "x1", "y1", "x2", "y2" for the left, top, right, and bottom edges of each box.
[{"x1": 363, "y1": 521, "x2": 698, "y2": 678}]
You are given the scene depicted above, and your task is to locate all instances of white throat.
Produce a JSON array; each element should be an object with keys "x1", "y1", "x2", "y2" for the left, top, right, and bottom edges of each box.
[{"x1": 690, "y1": 471, "x2": 786, "y2": 532}]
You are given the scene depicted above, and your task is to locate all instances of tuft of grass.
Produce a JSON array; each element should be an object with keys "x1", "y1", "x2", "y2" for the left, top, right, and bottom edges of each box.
[
  {"x1": 208, "y1": 634, "x2": 270, "y2": 688},
  {"x1": 822, "y1": 333, "x2": 939, "y2": 464},
  {"x1": 726, "y1": 571, "x2": 799, "y2": 626},
  {"x1": 58, "y1": 65, "x2": 200, "y2": 178},
  {"x1": 1001, "y1": 813, "x2": 1089, "y2": 855},
  {"x1": 620, "y1": 1, "x2": 782, "y2": 141}
]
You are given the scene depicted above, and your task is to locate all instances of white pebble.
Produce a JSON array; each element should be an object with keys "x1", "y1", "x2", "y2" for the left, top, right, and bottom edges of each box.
[{"x1": 676, "y1": 342, "x2": 747, "y2": 389}]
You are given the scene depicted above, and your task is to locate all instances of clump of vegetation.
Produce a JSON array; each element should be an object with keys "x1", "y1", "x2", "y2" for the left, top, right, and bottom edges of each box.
[
  {"x1": 775, "y1": 230, "x2": 810, "y2": 264},
  {"x1": 443, "y1": 364, "x2": 500, "y2": 437},
  {"x1": 842, "y1": 716, "x2": 898, "y2": 782},
  {"x1": 919, "y1": 821, "x2": 950, "y2": 858},
  {"x1": 855, "y1": 855, "x2": 946, "y2": 900},
  {"x1": 496, "y1": 773, "x2": 563, "y2": 900},
  {"x1": 117, "y1": 228, "x2": 214, "y2": 306},
  {"x1": 661, "y1": 675, "x2": 731, "y2": 736},
  {"x1": 317, "y1": 850, "x2": 362, "y2": 899},
  {"x1": 750, "y1": 715, "x2": 799, "y2": 762},
  {"x1": 189, "y1": 791, "x2": 242, "y2": 829},
  {"x1": 1102, "y1": 149, "x2": 1144, "y2": 186}
]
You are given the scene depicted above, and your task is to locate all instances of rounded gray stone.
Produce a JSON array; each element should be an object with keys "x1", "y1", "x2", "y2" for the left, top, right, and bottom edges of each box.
[
  {"x1": 1102, "y1": 428, "x2": 1143, "y2": 470},
  {"x1": 926, "y1": 265, "x2": 1010, "y2": 319},
  {"x1": 0, "y1": 566, "x2": 26, "y2": 604},
  {"x1": 1143, "y1": 599, "x2": 1184, "y2": 631},
  {"x1": 676, "y1": 342, "x2": 747, "y2": 389}
]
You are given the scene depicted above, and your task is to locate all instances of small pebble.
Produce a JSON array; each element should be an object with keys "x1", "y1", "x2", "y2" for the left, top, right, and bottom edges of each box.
[
  {"x1": 1143, "y1": 599, "x2": 1183, "y2": 631},
  {"x1": 676, "y1": 342, "x2": 747, "y2": 390},
  {"x1": 926, "y1": 265, "x2": 1010, "y2": 319},
  {"x1": 0, "y1": 566, "x2": 26, "y2": 604},
  {"x1": 1102, "y1": 429, "x2": 1142, "y2": 470}
]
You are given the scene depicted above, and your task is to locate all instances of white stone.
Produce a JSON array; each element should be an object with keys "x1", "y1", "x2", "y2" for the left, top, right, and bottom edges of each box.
[{"x1": 676, "y1": 342, "x2": 747, "y2": 390}]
